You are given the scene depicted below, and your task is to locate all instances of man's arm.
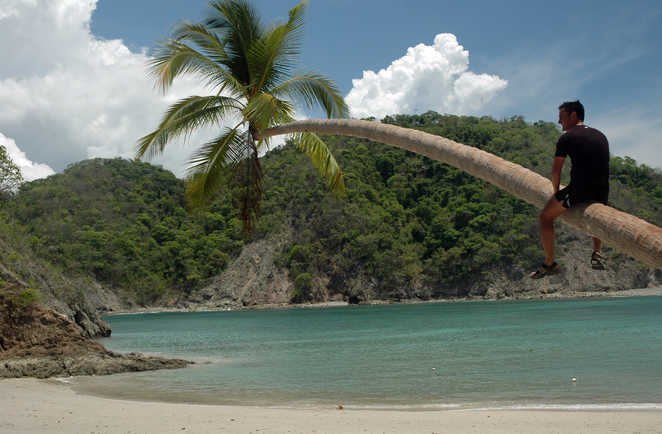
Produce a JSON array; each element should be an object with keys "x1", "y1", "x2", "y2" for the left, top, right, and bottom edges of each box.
[{"x1": 551, "y1": 157, "x2": 565, "y2": 193}]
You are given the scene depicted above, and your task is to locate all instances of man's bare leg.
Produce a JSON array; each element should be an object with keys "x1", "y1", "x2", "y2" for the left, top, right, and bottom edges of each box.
[
  {"x1": 591, "y1": 237, "x2": 606, "y2": 269},
  {"x1": 539, "y1": 196, "x2": 568, "y2": 266},
  {"x1": 592, "y1": 237, "x2": 601, "y2": 253}
]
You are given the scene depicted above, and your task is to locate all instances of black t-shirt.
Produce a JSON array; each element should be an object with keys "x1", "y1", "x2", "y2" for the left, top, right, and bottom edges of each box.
[{"x1": 555, "y1": 125, "x2": 610, "y2": 202}]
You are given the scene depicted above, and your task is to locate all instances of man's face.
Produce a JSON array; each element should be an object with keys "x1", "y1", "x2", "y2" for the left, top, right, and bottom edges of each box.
[{"x1": 558, "y1": 108, "x2": 578, "y2": 131}]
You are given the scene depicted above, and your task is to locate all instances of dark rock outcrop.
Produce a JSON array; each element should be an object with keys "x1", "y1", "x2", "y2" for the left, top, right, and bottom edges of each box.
[
  {"x1": 0, "y1": 353, "x2": 190, "y2": 379},
  {"x1": 0, "y1": 302, "x2": 190, "y2": 379},
  {"x1": 0, "y1": 247, "x2": 119, "y2": 338}
]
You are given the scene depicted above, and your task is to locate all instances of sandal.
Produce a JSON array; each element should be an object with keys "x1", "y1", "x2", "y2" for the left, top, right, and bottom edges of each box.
[
  {"x1": 591, "y1": 251, "x2": 605, "y2": 270},
  {"x1": 529, "y1": 262, "x2": 560, "y2": 279}
]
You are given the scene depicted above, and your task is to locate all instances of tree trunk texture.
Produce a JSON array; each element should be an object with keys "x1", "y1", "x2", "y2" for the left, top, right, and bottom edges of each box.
[{"x1": 256, "y1": 119, "x2": 662, "y2": 271}]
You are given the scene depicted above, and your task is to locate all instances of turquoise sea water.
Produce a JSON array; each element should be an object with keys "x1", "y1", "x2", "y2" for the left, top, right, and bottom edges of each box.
[{"x1": 72, "y1": 297, "x2": 662, "y2": 409}]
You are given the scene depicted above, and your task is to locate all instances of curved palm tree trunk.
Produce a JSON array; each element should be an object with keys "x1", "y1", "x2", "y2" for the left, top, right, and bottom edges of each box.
[{"x1": 256, "y1": 119, "x2": 662, "y2": 271}]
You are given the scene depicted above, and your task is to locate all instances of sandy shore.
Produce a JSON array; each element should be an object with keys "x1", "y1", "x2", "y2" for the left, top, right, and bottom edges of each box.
[{"x1": 2, "y1": 379, "x2": 661, "y2": 434}]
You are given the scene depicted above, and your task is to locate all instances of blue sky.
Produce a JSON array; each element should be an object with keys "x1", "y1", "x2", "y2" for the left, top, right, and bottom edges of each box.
[
  {"x1": 1, "y1": 0, "x2": 661, "y2": 180},
  {"x1": 91, "y1": 0, "x2": 662, "y2": 120}
]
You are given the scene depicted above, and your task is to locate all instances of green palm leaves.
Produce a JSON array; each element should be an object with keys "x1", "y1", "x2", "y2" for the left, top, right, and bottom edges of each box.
[{"x1": 137, "y1": 0, "x2": 348, "y2": 230}]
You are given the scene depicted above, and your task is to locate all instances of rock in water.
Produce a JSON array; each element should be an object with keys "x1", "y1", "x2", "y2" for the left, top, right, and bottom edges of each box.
[{"x1": 0, "y1": 302, "x2": 190, "y2": 378}]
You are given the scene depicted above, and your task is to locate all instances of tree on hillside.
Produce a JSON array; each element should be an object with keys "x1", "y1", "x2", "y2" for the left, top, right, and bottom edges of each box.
[
  {"x1": 0, "y1": 145, "x2": 23, "y2": 199},
  {"x1": 138, "y1": 0, "x2": 348, "y2": 230},
  {"x1": 257, "y1": 119, "x2": 662, "y2": 271}
]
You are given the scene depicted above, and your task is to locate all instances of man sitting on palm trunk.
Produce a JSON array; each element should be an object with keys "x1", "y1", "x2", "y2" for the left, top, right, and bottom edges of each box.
[{"x1": 530, "y1": 100, "x2": 610, "y2": 278}]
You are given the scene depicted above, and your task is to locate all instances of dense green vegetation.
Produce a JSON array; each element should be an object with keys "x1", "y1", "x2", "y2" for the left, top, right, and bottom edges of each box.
[
  {"x1": 0, "y1": 209, "x2": 60, "y2": 312},
  {"x1": 262, "y1": 115, "x2": 548, "y2": 298},
  {"x1": 5, "y1": 112, "x2": 661, "y2": 302},
  {"x1": 8, "y1": 159, "x2": 244, "y2": 302},
  {"x1": 258, "y1": 113, "x2": 661, "y2": 299}
]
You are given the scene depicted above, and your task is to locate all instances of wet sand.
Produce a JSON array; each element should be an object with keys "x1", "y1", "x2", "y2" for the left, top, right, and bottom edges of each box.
[{"x1": 2, "y1": 378, "x2": 662, "y2": 434}]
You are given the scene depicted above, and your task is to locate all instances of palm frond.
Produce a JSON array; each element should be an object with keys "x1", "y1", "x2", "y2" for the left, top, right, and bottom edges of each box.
[
  {"x1": 185, "y1": 126, "x2": 248, "y2": 208},
  {"x1": 248, "y1": 0, "x2": 306, "y2": 92},
  {"x1": 272, "y1": 73, "x2": 348, "y2": 118},
  {"x1": 286, "y1": 0, "x2": 307, "y2": 31},
  {"x1": 149, "y1": 40, "x2": 244, "y2": 95},
  {"x1": 291, "y1": 132, "x2": 346, "y2": 196},
  {"x1": 243, "y1": 93, "x2": 294, "y2": 131},
  {"x1": 187, "y1": 127, "x2": 263, "y2": 231},
  {"x1": 171, "y1": 22, "x2": 227, "y2": 64},
  {"x1": 206, "y1": 0, "x2": 261, "y2": 37},
  {"x1": 137, "y1": 95, "x2": 243, "y2": 159},
  {"x1": 187, "y1": 125, "x2": 248, "y2": 172},
  {"x1": 206, "y1": 0, "x2": 264, "y2": 86}
]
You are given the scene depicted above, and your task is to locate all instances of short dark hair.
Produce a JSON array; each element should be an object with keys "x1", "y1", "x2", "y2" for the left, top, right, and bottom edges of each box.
[{"x1": 559, "y1": 100, "x2": 584, "y2": 121}]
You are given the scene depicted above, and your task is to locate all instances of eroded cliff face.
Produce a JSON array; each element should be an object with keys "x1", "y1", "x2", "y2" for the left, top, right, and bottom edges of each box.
[
  {"x1": 178, "y1": 226, "x2": 661, "y2": 307},
  {"x1": 0, "y1": 260, "x2": 191, "y2": 378},
  {"x1": 0, "y1": 300, "x2": 190, "y2": 378},
  {"x1": 184, "y1": 232, "x2": 294, "y2": 309},
  {"x1": 478, "y1": 236, "x2": 662, "y2": 299},
  {"x1": 0, "y1": 226, "x2": 132, "y2": 337},
  {"x1": 0, "y1": 308, "x2": 191, "y2": 378},
  {"x1": 0, "y1": 302, "x2": 106, "y2": 360},
  {"x1": 0, "y1": 258, "x2": 115, "y2": 338}
]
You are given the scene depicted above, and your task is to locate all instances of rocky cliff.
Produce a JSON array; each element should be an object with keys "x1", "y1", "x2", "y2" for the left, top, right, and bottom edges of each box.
[
  {"x1": 477, "y1": 232, "x2": 662, "y2": 299},
  {"x1": 0, "y1": 220, "x2": 136, "y2": 337},
  {"x1": 179, "y1": 226, "x2": 662, "y2": 308},
  {"x1": 0, "y1": 227, "x2": 189, "y2": 378},
  {"x1": 0, "y1": 300, "x2": 190, "y2": 378},
  {"x1": 184, "y1": 231, "x2": 294, "y2": 309}
]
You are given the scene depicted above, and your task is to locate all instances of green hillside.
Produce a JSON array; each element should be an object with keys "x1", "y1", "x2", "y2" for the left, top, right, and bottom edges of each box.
[
  {"x1": 9, "y1": 159, "x2": 244, "y2": 303},
  {"x1": 259, "y1": 113, "x2": 661, "y2": 299},
  {"x1": 7, "y1": 113, "x2": 662, "y2": 303}
]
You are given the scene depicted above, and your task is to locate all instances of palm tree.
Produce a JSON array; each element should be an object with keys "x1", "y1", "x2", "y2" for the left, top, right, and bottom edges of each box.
[
  {"x1": 137, "y1": 0, "x2": 348, "y2": 230},
  {"x1": 256, "y1": 118, "x2": 662, "y2": 271}
]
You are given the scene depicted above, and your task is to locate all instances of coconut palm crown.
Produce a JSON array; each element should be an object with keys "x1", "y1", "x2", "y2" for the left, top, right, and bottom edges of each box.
[{"x1": 137, "y1": 0, "x2": 348, "y2": 230}]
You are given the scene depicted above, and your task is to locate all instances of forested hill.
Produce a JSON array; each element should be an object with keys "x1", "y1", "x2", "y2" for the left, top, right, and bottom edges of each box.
[
  {"x1": 6, "y1": 112, "x2": 662, "y2": 305},
  {"x1": 8, "y1": 159, "x2": 245, "y2": 303},
  {"x1": 256, "y1": 113, "x2": 661, "y2": 300}
]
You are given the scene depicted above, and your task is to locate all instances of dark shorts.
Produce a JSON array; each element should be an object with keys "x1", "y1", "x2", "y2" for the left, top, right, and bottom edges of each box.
[{"x1": 554, "y1": 186, "x2": 608, "y2": 209}]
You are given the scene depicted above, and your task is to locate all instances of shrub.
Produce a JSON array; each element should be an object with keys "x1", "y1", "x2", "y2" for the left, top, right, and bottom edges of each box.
[
  {"x1": 291, "y1": 272, "x2": 313, "y2": 303},
  {"x1": 0, "y1": 285, "x2": 40, "y2": 310}
]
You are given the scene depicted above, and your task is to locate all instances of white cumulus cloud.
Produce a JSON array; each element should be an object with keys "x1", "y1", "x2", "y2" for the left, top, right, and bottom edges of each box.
[
  {"x1": 0, "y1": 0, "x2": 213, "y2": 179},
  {"x1": 346, "y1": 33, "x2": 508, "y2": 120},
  {"x1": 0, "y1": 132, "x2": 55, "y2": 181}
]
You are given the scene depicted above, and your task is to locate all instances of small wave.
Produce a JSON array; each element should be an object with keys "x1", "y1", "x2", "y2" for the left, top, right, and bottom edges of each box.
[
  {"x1": 472, "y1": 403, "x2": 662, "y2": 411},
  {"x1": 151, "y1": 353, "x2": 230, "y2": 364},
  {"x1": 347, "y1": 403, "x2": 463, "y2": 410},
  {"x1": 261, "y1": 402, "x2": 465, "y2": 411},
  {"x1": 99, "y1": 349, "x2": 228, "y2": 365},
  {"x1": 53, "y1": 376, "x2": 74, "y2": 384}
]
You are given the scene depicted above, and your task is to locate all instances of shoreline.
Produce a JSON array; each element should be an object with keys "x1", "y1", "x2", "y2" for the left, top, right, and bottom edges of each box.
[
  {"x1": 66, "y1": 374, "x2": 662, "y2": 412},
  {"x1": 2, "y1": 378, "x2": 662, "y2": 434},
  {"x1": 4, "y1": 294, "x2": 662, "y2": 433},
  {"x1": 106, "y1": 286, "x2": 662, "y2": 316}
]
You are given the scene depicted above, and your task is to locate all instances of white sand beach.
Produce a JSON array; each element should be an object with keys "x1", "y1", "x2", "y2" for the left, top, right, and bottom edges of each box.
[{"x1": 2, "y1": 378, "x2": 662, "y2": 434}]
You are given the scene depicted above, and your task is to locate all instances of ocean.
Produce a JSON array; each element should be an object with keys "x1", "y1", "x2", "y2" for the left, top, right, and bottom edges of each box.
[{"x1": 70, "y1": 297, "x2": 662, "y2": 410}]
